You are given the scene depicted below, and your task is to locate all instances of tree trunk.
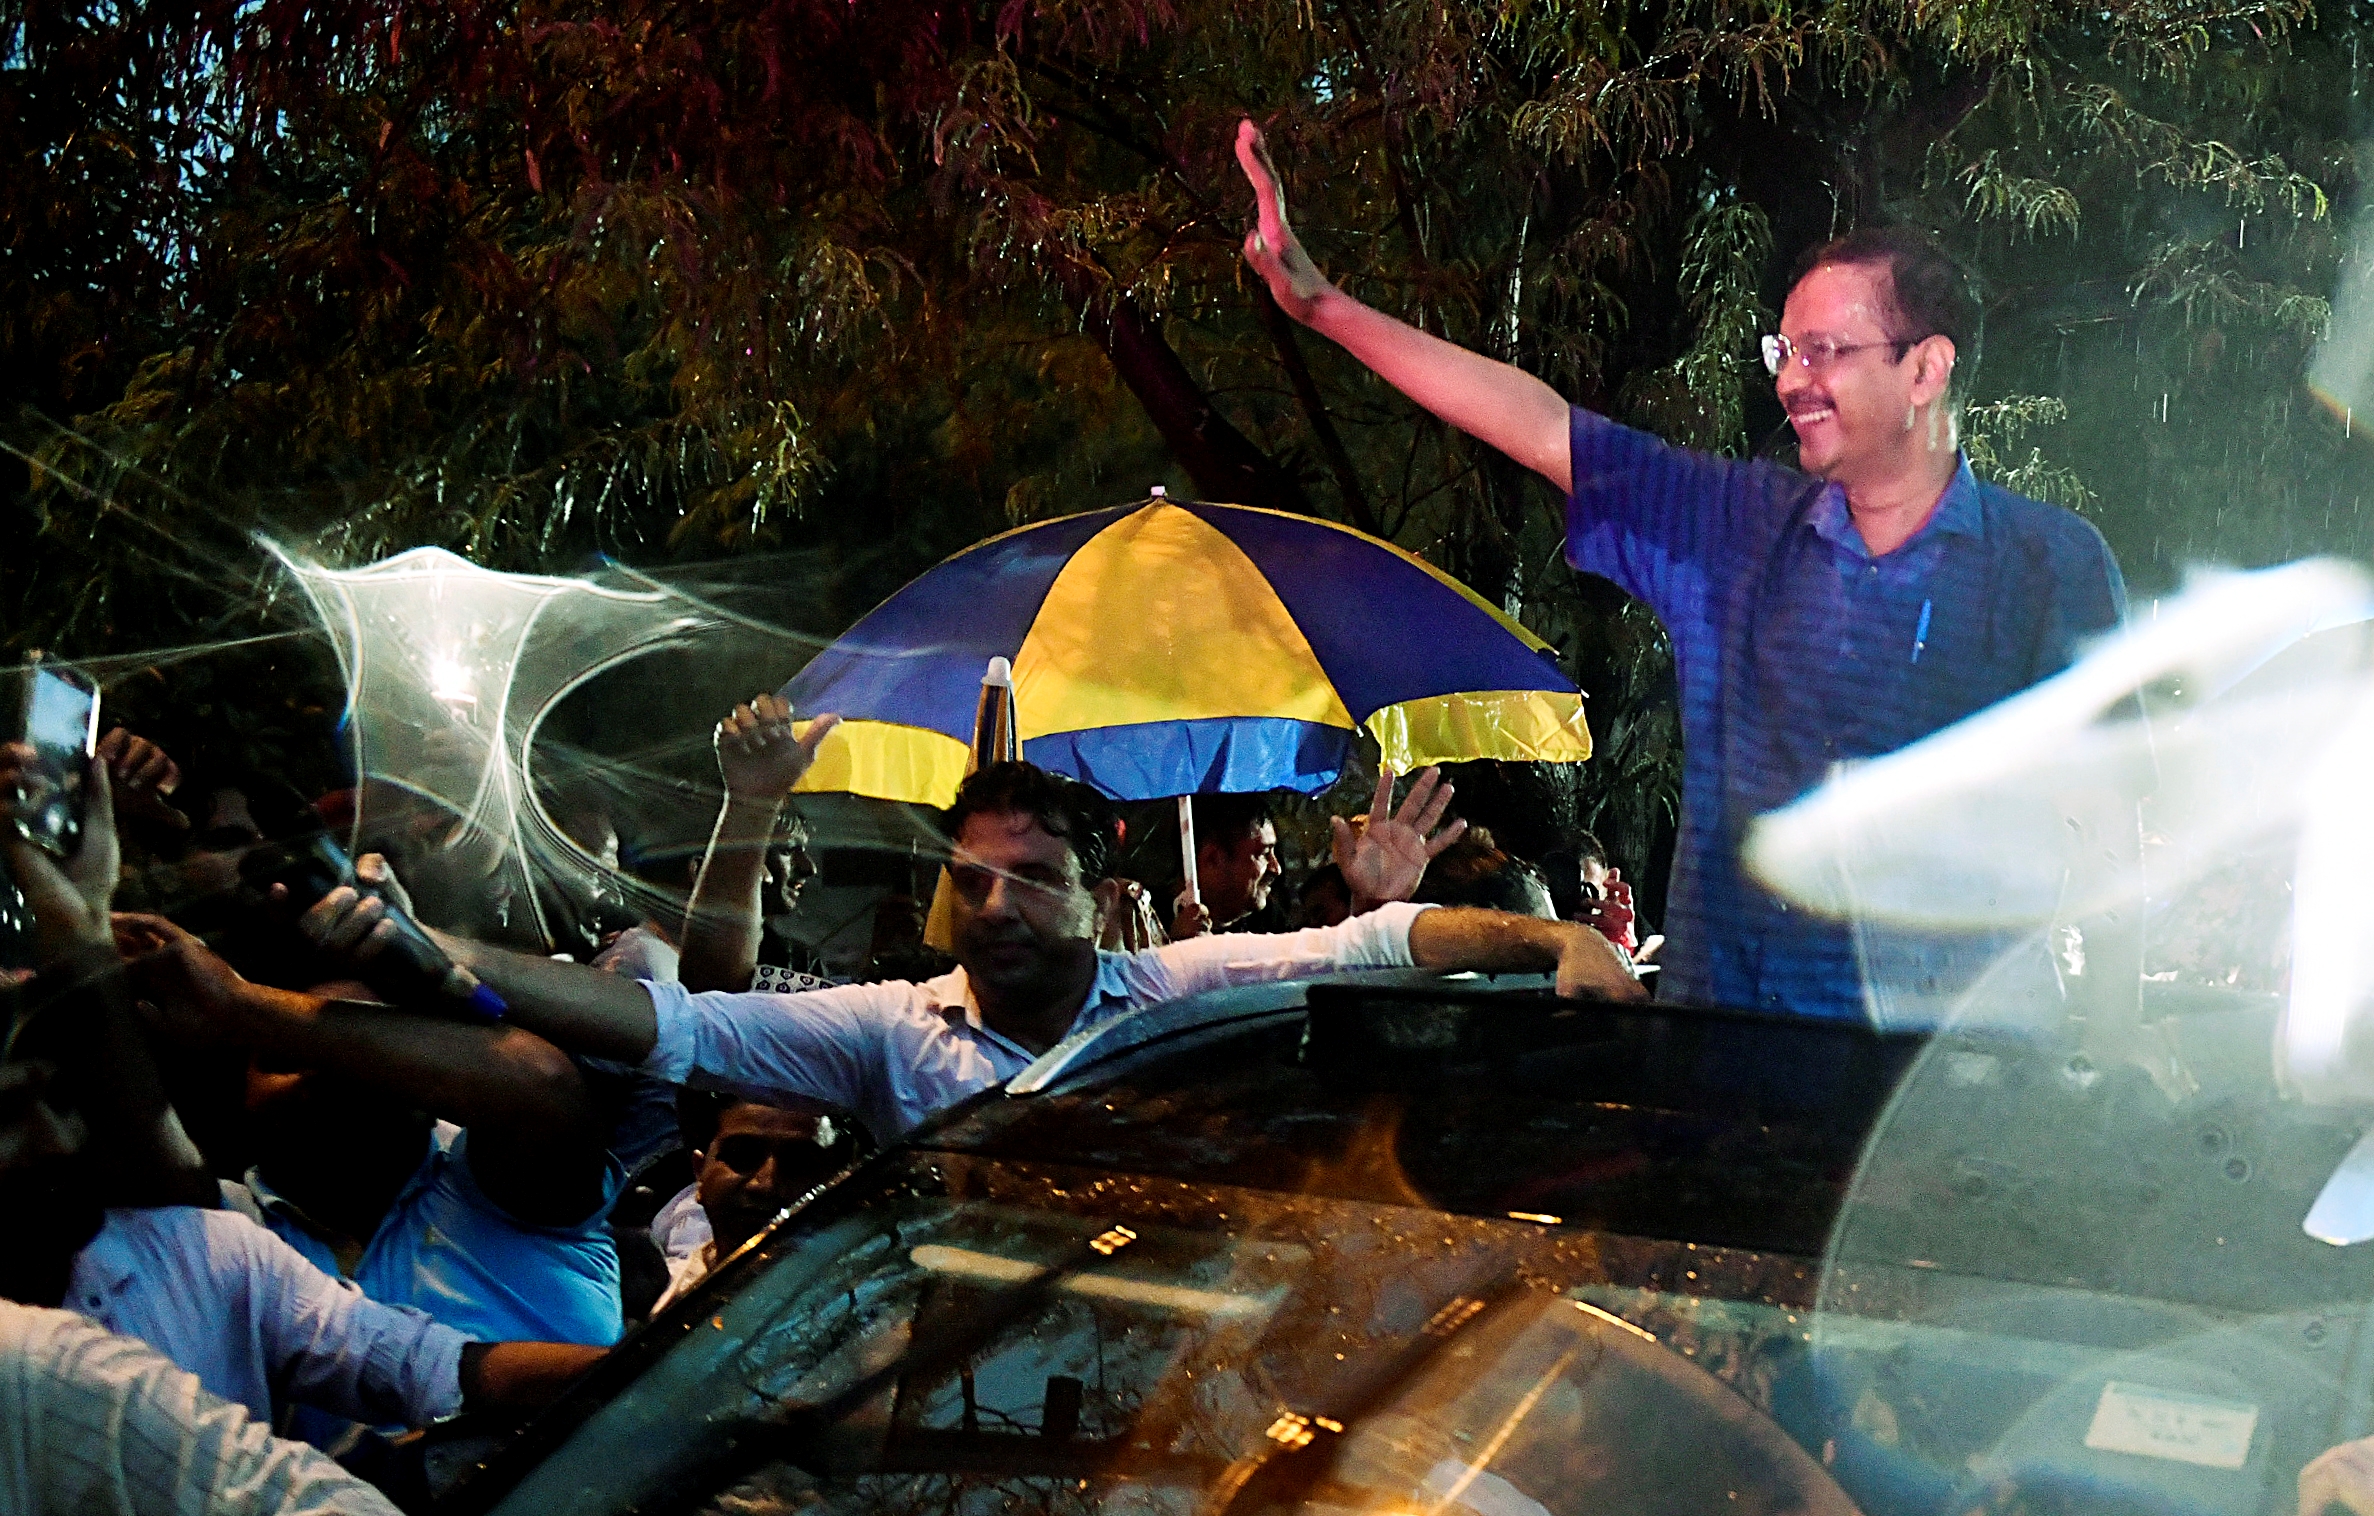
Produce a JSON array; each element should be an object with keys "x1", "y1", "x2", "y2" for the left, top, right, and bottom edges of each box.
[{"x1": 1078, "y1": 289, "x2": 1312, "y2": 513}]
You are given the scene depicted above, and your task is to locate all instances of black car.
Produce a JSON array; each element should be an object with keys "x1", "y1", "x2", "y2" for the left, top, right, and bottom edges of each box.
[{"x1": 437, "y1": 971, "x2": 2374, "y2": 1516}]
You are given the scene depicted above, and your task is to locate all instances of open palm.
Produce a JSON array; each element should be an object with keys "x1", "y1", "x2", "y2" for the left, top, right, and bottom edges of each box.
[{"x1": 1332, "y1": 765, "x2": 1466, "y2": 911}]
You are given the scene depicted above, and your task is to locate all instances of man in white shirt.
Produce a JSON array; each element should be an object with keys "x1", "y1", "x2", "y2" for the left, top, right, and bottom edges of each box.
[
  {"x1": 648, "y1": 1093, "x2": 861, "y2": 1314},
  {"x1": 300, "y1": 754, "x2": 1643, "y2": 1141},
  {"x1": 2, "y1": 1294, "x2": 403, "y2": 1516}
]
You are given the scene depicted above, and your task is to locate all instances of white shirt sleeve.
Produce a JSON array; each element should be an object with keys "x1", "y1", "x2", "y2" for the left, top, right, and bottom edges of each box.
[
  {"x1": 1118, "y1": 901, "x2": 1437, "y2": 1004},
  {"x1": 642, "y1": 978, "x2": 895, "y2": 1110},
  {"x1": 641, "y1": 978, "x2": 1010, "y2": 1142},
  {"x1": 2, "y1": 1301, "x2": 403, "y2": 1516},
  {"x1": 225, "y1": 1212, "x2": 469, "y2": 1429}
]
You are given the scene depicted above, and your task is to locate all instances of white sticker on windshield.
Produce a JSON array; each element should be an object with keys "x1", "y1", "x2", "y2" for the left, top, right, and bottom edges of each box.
[{"x1": 2082, "y1": 1381, "x2": 2258, "y2": 1470}]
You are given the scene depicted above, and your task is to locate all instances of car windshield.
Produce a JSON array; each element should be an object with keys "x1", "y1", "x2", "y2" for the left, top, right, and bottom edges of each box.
[
  {"x1": 456, "y1": 1000, "x2": 1886, "y2": 1516},
  {"x1": 474, "y1": 1148, "x2": 1840, "y2": 1516},
  {"x1": 452, "y1": 989, "x2": 2374, "y2": 1516}
]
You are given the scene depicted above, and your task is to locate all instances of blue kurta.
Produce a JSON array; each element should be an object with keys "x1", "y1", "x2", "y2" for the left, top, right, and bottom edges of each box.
[{"x1": 1564, "y1": 407, "x2": 2127, "y2": 1020}]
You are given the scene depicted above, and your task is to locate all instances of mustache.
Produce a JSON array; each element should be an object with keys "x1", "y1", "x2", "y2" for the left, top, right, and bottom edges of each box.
[{"x1": 964, "y1": 923, "x2": 1039, "y2": 947}]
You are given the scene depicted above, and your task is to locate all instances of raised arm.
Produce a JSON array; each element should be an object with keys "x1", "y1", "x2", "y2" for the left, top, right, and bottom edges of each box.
[
  {"x1": 0, "y1": 747, "x2": 213, "y2": 1210},
  {"x1": 680, "y1": 695, "x2": 839, "y2": 993},
  {"x1": 1236, "y1": 120, "x2": 1573, "y2": 493}
]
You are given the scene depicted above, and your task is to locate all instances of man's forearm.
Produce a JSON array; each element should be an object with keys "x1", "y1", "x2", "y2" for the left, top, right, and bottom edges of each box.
[
  {"x1": 679, "y1": 795, "x2": 777, "y2": 993},
  {"x1": 54, "y1": 949, "x2": 214, "y2": 1208},
  {"x1": 429, "y1": 932, "x2": 660, "y2": 1061},
  {"x1": 460, "y1": 1340, "x2": 609, "y2": 1416},
  {"x1": 1304, "y1": 291, "x2": 1573, "y2": 492},
  {"x1": 224, "y1": 980, "x2": 597, "y2": 1136},
  {"x1": 1406, "y1": 906, "x2": 1570, "y2": 976}
]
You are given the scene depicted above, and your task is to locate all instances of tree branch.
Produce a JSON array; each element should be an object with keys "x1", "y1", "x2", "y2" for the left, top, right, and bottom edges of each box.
[{"x1": 1073, "y1": 278, "x2": 1311, "y2": 512}]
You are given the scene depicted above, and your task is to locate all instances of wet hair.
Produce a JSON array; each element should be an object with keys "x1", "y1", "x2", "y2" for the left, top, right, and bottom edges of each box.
[
  {"x1": 1791, "y1": 226, "x2": 1981, "y2": 394},
  {"x1": 943, "y1": 762, "x2": 1119, "y2": 883},
  {"x1": 1190, "y1": 792, "x2": 1275, "y2": 851}
]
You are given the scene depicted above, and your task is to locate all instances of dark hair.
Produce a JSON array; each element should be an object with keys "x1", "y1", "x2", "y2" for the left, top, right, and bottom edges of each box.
[
  {"x1": 676, "y1": 1087, "x2": 863, "y2": 1155},
  {"x1": 1571, "y1": 830, "x2": 1609, "y2": 869},
  {"x1": 1413, "y1": 832, "x2": 1544, "y2": 915},
  {"x1": 1190, "y1": 792, "x2": 1276, "y2": 851},
  {"x1": 943, "y1": 762, "x2": 1119, "y2": 882},
  {"x1": 1791, "y1": 226, "x2": 1981, "y2": 394}
]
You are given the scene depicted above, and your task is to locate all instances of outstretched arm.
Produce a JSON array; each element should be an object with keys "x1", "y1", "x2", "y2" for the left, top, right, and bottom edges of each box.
[
  {"x1": 123, "y1": 915, "x2": 592, "y2": 1138},
  {"x1": 460, "y1": 1340, "x2": 609, "y2": 1417},
  {"x1": 680, "y1": 695, "x2": 839, "y2": 993},
  {"x1": 122, "y1": 911, "x2": 615, "y2": 1225},
  {"x1": 295, "y1": 861, "x2": 662, "y2": 1062},
  {"x1": 1236, "y1": 120, "x2": 1573, "y2": 494},
  {"x1": 1407, "y1": 905, "x2": 1643, "y2": 1001}
]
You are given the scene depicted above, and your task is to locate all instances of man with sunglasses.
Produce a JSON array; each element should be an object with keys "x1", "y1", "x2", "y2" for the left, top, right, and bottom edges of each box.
[{"x1": 1235, "y1": 122, "x2": 2125, "y2": 1022}]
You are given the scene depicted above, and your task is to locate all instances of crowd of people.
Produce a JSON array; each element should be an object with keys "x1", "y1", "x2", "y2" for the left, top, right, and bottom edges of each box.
[
  {"x1": 0, "y1": 686, "x2": 1644, "y2": 1512},
  {"x1": 17, "y1": 113, "x2": 2364, "y2": 1516}
]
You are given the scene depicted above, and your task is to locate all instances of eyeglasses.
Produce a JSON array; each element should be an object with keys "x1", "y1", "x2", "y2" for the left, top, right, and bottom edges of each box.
[{"x1": 1760, "y1": 333, "x2": 1917, "y2": 377}]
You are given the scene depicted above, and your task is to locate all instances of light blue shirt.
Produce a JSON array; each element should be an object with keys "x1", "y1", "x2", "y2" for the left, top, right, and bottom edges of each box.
[
  {"x1": 227, "y1": 1121, "x2": 626, "y2": 1349},
  {"x1": 67, "y1": 1206, "x2": 465, "y2": 1431},
  {"x1": 640, "y1": 903, "x2": 1435, "y2": 1142}
]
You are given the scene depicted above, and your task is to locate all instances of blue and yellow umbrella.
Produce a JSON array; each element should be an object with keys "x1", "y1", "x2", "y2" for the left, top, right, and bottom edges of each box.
[{"x1": 785, "y1": 497, "x2": 1590, "y2": 807}]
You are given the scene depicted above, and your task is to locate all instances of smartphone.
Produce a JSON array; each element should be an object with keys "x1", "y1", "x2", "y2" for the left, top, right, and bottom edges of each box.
[{"x1": 11, "y1": 662, "x2": 100, "y2": 857}]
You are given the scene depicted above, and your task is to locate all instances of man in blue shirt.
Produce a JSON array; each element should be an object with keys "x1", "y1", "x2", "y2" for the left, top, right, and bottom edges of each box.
[
  {"x1": 115, "y1": 915, "x2": 627, "y2": 1349},
  {"x1": 1234, "y1": 122, "x2": 2127, "y2": 1020}
]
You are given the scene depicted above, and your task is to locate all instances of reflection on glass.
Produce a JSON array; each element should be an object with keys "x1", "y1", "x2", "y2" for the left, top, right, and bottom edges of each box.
[{"x1": 483, "y1": 1149, "x2": 1846, "y2": 1516}]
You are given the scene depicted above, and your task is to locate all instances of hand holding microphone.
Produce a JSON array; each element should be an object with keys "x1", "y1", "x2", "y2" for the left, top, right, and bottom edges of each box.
[{"x1": 243, "y1": 836, "x2": 506, "y2": 1019}]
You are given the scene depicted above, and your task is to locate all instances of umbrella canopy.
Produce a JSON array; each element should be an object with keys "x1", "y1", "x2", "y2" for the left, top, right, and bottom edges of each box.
[{"x1": 786, "y1": 498, "x2": 1590, "y2": 806}]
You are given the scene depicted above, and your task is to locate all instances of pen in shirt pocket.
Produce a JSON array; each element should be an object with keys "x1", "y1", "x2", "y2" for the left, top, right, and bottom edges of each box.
[{"x1": 1911, "y1": 598, "x2": 1932, "y2": 664}]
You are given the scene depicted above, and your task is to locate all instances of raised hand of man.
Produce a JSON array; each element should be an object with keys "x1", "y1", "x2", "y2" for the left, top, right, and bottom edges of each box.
[
  {"x1": 95, "y1": 727, "x2": 187, "y2": 833},
  {"x1": 0, "y1": 744, "x2": 119, "y2": 967},
  {"x1": 1234, "y1": 119, "x2": 1336, "y2": 323},
  {"x1": 1330, "y1": 765, "x2": 1467, "y2": 915},
  {"x1": 716, "y1": 694, "x2": 841, "y2": 808}
]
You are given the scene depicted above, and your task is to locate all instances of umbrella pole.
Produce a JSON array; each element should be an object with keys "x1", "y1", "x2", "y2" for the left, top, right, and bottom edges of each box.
[{"x1": 1177, "y1": 795, "x2": 1201, "y2": 908}]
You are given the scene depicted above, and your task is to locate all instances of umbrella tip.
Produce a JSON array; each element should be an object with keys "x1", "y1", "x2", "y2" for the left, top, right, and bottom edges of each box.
[
  {"x1": 983, "y1": 655, "x2": 1013, "y2": 687},
  {"x1": 1150, "y1": 484, "x2": 1167, "y2": 498}
]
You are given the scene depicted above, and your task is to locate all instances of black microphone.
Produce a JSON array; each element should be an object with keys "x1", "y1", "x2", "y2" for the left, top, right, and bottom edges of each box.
[{"x1": 240, "y1": 833, "x2": 508, "y2": 1020}]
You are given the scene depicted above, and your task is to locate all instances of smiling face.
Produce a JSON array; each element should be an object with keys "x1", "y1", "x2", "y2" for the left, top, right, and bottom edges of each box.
[
  {"x1": 1199, "y1": 820, "x2": 1280, "y2": 925},
  {"x1": 696, "y1": 1103, "x2": 845, "y2": 1254},
  {"x1": 1775, "y1": 261, "x2": 1954, "y2": 486}
]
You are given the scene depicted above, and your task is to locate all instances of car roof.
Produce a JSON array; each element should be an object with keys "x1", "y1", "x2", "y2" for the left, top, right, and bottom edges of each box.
[{"x1": 929, "y1": 977, "x2": 1929, "y2": 1260}]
